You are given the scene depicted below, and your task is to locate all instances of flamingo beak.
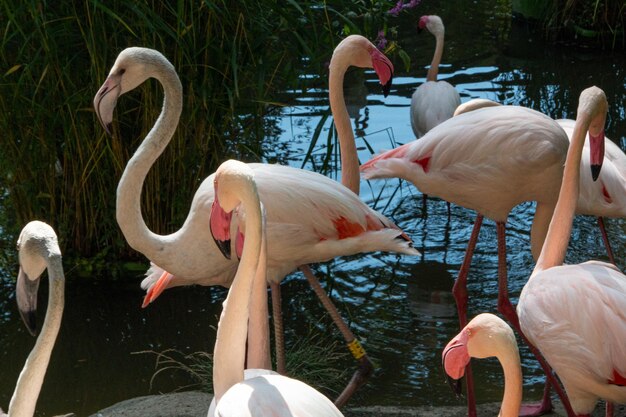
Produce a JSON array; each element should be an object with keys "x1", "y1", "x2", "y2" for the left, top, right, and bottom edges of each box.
[
  {"x1": 589, "y1": 129, "x2": 605, "y2": 181},
  {"x1": 442, "y1": 331, "x2": 470, "y2": 399},
  {"x1": 93, "y1": 74, "x2": 122, "y2": 135},
  {"x1": 16, "y1": 267, "x2": 40, "y2": 336},
  {"x1": 210, "y1": 195, "x2": 232, "y2": 260},
  {"x1": 370, "y1": 48, "x2": 394, "y2": 98},
  {"x1": 417, "y1": 16, "x2": 428, "y2": 34}
]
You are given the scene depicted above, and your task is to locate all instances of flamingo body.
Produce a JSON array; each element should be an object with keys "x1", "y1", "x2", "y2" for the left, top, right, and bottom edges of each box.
[
  {"x1": 411, "y1": 81, "x2": 460, "y2": 138},
  {"x1": 362, "y1": 105, "x2": 568, "y2": 224},
  {"x1": 519, "y1": 261, "x2": 626, "y2": 414}
]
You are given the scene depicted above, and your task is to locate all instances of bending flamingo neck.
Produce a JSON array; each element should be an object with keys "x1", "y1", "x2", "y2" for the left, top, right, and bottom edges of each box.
[
  {"x1": 534, "y1": 113, "x2": 590, "y2": 272},
  {"x1": 213, "y1": 178, "x2": 263, "y2": 403},
  {"x1": 9, "y1": 256, "x2": 64, "y2": 417},
  {"x1": 329, "y1": 56, "x2": 360, "y2": 195},
  {"x1": 497, "y1": 347, "x2": 523, "y2": 417},
  {"x1": 115, "y1": 65, "x2": 183, "y2": 258},
  {"x1": 426, "y1": 32, "x2": 444, "y2": 82}
]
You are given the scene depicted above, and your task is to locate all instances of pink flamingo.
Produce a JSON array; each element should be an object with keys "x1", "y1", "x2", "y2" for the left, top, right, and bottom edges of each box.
[
  {"x1": 94, "y1": 38, "x2": 416, "y2": 407},
  {"x1": 518, "y1": 86, "x2": 626, "y2": 417},
  {"x1": 410, "y1": 15, "x2": 460, "y2": 139},
  {"x1": 360, "y1": 99, "x2": 573, "y2": 415},
  {"x1": 443, "y1": 313, "x2": 522, "y2": 417},
  {"x1": 207, "y1": 159, "x2": 344, "y2": 417},
  {"x1": 455, "y1": 98, "x2": 626, "y2": 264},
  {"x1": 3, "y1": 222, "x2": 66, "y2": 417}
]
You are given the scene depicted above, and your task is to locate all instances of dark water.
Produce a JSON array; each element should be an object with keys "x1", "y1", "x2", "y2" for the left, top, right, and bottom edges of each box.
[{"x1": 1, "y1": 0, "x2": 625, "y2": 415}]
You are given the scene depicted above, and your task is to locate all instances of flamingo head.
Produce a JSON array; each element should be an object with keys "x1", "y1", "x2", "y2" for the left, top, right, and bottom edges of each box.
[
  {"x1": 442, "y1": 313, "x2": 516, "y2": 398},
  {"x1": 94, "y1": 47, "x2": 176, "y2": 135},
  {"x1": 418, "y1": 15, "x2": 444, "y2": 37},
  {"x1": 578, "y1": 86, "x2": 607, "y2": 181},
  {"x1": 330, "y1": 35, "x2": 394, "y2": 97},
  {"x1": 210, "y1": 190, "x2": 233, "y2": 260},
  {"x1": 442, "y1": 325, "x2": 469, "y2": 397},
  {"x1": 16, "y1": 221, "x2": 61, "y2": 336}
]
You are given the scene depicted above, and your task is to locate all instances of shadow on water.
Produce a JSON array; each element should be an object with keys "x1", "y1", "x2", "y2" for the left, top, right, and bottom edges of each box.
[{"x1": 1, "y1": 0, "x2": 625, "y2": 415}]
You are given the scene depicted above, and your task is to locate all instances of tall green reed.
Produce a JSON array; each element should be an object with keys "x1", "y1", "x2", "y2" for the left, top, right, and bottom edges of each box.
[{"x1": 0, "y1": 1, "x2": 398, "y2": 265}]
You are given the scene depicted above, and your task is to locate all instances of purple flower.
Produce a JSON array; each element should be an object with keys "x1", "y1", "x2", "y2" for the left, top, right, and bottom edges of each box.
[
  {"x1": 388, "y1": 0, "x2": 404, "y2": 16},
  {"x1": 375, "y1": 30, "x2": 388, "y2": 49},
  {"x1": 388, "y1": 0, "x2": 421, "y2": 16}
]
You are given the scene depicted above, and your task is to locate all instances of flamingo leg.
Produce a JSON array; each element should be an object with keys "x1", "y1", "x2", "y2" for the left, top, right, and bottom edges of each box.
[
  {"x1": 270, "y1": 282, "x2": 286, "y2": 375},
  {"x1": 605, "y1": 401, "x2": 614, "y2": 417},
  {"x1": 597, "y1": 217, "x2": 616, "y2": 265},
  {"x1": 452, "y1": 213, "x2": 483, "y2": 417},
  {"x1": 493, "y1": 222, "x2": 574, "y2": 417},
  {"x1": 300, "y1": 265, "x2": 374, "y2": 409}
]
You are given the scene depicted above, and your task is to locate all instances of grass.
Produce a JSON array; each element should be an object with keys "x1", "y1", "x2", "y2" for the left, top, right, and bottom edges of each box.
[
  {"x1": 0, "y1": 1, "x2": 410, "y2": 265},
  {"x1": 140, "y1": 325, "x2": 350, "y2": 397}
]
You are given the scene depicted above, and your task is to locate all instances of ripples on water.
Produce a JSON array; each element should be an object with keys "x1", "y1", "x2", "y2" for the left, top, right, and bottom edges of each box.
[{"x1": 1, "y1": 0, "x2": 625, "y2": 414}]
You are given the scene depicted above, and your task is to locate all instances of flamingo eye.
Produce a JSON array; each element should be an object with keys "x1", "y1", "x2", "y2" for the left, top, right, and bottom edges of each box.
[{"x1": 119, "y1": 68, "x2": 126, "y2": 75}]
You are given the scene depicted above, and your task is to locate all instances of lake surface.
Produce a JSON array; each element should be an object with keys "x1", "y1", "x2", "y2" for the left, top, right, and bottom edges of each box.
[{"x1": 1, "y1": 0, "x2": 625, "y2": 415}]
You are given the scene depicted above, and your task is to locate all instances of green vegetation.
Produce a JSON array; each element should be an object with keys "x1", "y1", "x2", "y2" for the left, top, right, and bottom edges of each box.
[
  {"x1": 141, "y1": 326, "x2": 349, "y2": 396},
  {"x1": 0, "y1": 1, "x2": 408, "y2": 266}
]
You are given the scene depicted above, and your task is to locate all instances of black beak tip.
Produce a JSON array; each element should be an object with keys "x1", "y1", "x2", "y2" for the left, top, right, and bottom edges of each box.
[
  {"x1": 383, "y1": 78, "x2": 392, "y2": 98},
  {"x1": 591, "y1": 164, "x2": 602, "y2": 181},
  {"x1": 214, "y1": 239, "x2": 232, "y2": 260},
  {"x1": 19, "y1": 309, "x2": 38, "y2": 337},
  {"x1": 417, "y1": 27, "x2": 424, "y2": 34},
  {"x1": 105, "y1": 123, "x2": 113, "y2": 136}
]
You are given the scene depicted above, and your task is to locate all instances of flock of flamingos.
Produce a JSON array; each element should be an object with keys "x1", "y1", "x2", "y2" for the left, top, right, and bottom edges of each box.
[{"x1": 3, "y1": 13, "x2": 626, "y2": 417}]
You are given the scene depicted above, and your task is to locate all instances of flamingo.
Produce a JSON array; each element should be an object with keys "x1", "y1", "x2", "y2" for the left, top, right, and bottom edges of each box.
[
  {"x1": 360, "y1": 101, "x2": 573, "y2": 415},
  {"x1": 410, "y1": 15, "x2": 460, "y2": 139},
  {"x1": 94, "y1": 38, "x2": 417, "y2": 406},
  {"x1": 3, "y1": 221, "x2": 66, "y2": 417},
  {"x1": 207, "y1": 159, "x2": 344, "y2": 417},
  {"x1": 443, "y1": 313, "x2": 522, "y2": 417},
  {"x1": 454, "y1": 98, "x2": 626, "y2": 264},
  {"x1": 518, "y1": 86, "x2": 626, "y2": 417}
]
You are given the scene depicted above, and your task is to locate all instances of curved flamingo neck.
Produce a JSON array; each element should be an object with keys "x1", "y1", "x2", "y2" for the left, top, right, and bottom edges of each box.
[
  {"x1": 329, "y1": 55, "x2": 360, "y2": 195},
  {"x1": 213, "y1": 176, "x2": 263, "y2": 403},
  {"x1": 495, "y1": 343, "x2": 523, "y2": 417},
  {"x1": 426, "y1": 31, "x2": 444, "y2": 82},
  {"x1": 9, "y1": 256, "x2": 64, "y2": 417},
  {"x1": 534, "y1": 113, "x2": 590, "y2": 272},
  {"x1": 115, "y1": 64, "x2": 183, "y2": 258}
]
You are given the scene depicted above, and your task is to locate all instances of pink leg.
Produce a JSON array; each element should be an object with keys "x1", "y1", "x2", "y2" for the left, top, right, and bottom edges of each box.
[
  {"x1": 598, "y1": 217, "x2": 616, "y2": 265},
  {"x1": 494, "y1": 222, "x2": 575, "y2": 417},
  {"x1": 452, "y1": 214, "x2": 483, "y2": 417},
  {"x1": 270, "y1": 282, "x2": 286, "y2": 375},
  {"x1": 300, "y1": 265, "x2": 374, "y2": 409},
  {"x1": 605, "y1": 402, "x2": 614, "y2": 417}
]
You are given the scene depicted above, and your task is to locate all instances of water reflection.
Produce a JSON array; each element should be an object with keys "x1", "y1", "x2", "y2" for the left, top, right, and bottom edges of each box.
[{"x1": 1, "y1": 0, "x2": 625, "y2": 414}]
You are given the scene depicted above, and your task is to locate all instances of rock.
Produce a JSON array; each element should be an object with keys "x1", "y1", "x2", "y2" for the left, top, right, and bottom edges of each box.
[{"x1": 89, "y1": 391, "x2": 211, "y2": 417}]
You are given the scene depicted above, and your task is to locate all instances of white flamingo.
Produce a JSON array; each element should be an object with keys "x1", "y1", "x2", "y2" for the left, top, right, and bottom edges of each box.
[
  {"x1": 360, "y1": 99, "x2": 573, "y2": 415},
  {"x1": 207, "y1": 159, "x2": 344, "y2": 417},
  {"x1": 455, "y1": 98, "x2": 626, "y2": 264},
  {"x1": 94, "y1": 38, "x2": 415, "y2": 406},
  {"x1": 2, "y1": 221, "x2": 66, "y2": 417},
  {"x1": 442, "y1": 313, "x2": 522, "y2": 417},
  {"x1": 410, "y1": 15, "x2": 460, "y2": 139},
  {"x1": 518, "y1": 86, "x2": 626, "y2": 417}
]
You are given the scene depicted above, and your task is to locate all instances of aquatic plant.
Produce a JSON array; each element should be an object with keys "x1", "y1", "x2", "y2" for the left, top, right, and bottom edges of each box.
[{"x1": 0, "y1": 1, "x2": 406, "y2": 263}]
